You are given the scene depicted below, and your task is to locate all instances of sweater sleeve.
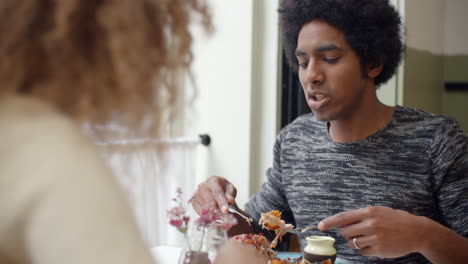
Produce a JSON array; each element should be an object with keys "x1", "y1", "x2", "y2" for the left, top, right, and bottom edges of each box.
[
  {"x1": 0, "y1": 104, "x2": 155, "y2": 263},
  {"x1": 430, "y1": 118, "x2": 468, "y2": 237},
  {"x1": 244, "y1": 130, "x2": 295, "y2": 248}
]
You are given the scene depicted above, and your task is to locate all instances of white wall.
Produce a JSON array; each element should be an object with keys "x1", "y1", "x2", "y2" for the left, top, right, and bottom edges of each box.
[
  {"x1": 443, "y1": 0, "x2": 468, "y2": 55},
  {"x1": 394, "y1": 0, "x2": 445, "y2": 114},
  {"x1": 377, "y1": 0, "x2": 402, "y2": 106},
  {"x1": 404, "y1": 0, "x2": 444, "y2": 54},
  {"x1": 441, "y1": 0, "x2": 468, "y2": 131},
  {"x1": 249, "y1": 0, "x2": 281, "y2": 196},
  {"x1": 187, "y1": 0, "x2": 280, "y2": 207}
]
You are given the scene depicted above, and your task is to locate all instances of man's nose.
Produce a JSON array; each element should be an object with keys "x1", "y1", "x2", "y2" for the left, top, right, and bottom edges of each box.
[{"x1": 304, "y1": 62, "x2": 324, "y2": 86}]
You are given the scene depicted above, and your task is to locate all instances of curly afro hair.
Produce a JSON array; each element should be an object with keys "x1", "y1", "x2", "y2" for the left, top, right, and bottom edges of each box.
[{"x1": 279, "y1": 0, "x2": 404, "y2": 87}]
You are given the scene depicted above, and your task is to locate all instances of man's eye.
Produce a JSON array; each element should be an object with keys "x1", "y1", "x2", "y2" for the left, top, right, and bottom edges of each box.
[
  {"x1": 298, "y1": 62, "x2": 308, "y2": 68},
  {"x1": 324, "y1": 57, "x2": 339, "y2": 63}
]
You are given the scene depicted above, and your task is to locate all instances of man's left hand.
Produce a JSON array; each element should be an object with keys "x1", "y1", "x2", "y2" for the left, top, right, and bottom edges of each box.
[{"x1": 318, "y1": 206, "x2": 429, "y2": 258}]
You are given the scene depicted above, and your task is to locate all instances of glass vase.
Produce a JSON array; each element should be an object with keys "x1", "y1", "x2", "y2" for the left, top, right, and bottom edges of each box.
[{"x1": 178, "y1": 221, "x2": 227, "y2": 264}]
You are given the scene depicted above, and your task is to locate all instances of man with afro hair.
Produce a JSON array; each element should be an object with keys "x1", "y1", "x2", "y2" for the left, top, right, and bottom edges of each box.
[{"x1": 191, "y1": 1, "x2": 468, "y2": 263}]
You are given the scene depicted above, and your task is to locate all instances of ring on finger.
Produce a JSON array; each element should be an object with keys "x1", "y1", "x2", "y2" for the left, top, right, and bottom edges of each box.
[{"x1": 352, "y1": 237, "x2": 361, "y2": 250}]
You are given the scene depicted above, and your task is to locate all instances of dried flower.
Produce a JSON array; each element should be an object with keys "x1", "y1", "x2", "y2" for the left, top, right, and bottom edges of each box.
[
  {"x1": 167, "y1": 188, "x2": 190, "y2": 234},
  {"x1": 218, "y1": 213, "x2": 238, "y2": 231},
  {"x1": 168, "y1": 188, "x2": 238, "y2": 252},
  {"x1": 196, "y1": 208, "x2": 219, "y2": 227}
]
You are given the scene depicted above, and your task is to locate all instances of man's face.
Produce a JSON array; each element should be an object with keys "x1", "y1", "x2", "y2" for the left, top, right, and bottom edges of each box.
[{"x1": 295, "y1": 20, "x2": 373, "y2": 122}]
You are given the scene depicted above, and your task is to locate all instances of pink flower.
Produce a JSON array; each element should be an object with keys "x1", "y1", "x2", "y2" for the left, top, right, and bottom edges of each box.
[
  {"x1": 168, "y1": 206, "x2": 185, "y2": 217},
  {"x1": 167, "y1": 189, "x2": 190, "y2": 234},
  {"x1": 170, "y1": 219, "x2": 183, "y2": 228},
  {"x1": 219, "y1": 213, "x2": 238, "y2": 231},
  {"x1": 168, "y1": 188, "x2": 238, "y2": 238},
  {"x1": 196, "y1": 208, "x2": 217, "y2": 227}
]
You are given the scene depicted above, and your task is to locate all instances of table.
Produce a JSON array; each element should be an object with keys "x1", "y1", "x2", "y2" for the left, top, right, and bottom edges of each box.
[{"x1": 151, "y1": 245, "x2": 351, "y2": 264}]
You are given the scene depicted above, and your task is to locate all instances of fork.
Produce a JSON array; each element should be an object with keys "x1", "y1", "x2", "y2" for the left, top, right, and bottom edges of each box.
[
  {"x1": 286, "y1": 225, "x2": 317, "y2": 234},
  {"x1": 228, "y1": 205, "x2": 253, "y2": 224}
]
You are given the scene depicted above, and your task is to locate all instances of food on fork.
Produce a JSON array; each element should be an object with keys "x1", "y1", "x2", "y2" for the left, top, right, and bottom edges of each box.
[{"x1": 259, "y1": 210, "x2": 294, "y2": 248}]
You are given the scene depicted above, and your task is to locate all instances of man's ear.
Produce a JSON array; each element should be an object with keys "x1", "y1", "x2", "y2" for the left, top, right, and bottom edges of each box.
[{"x1": 366, "y1": 63, "x2": 384, "y2": 79}]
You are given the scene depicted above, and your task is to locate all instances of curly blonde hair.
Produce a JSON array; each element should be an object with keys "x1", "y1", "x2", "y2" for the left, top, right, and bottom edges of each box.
[{"x1": 0, "y1": 0, "x2": 211, "y2": 140}]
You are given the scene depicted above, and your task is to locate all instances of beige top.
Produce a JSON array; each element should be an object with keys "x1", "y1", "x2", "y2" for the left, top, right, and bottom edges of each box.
[{"x1": 0, "y1": 95, "x2": 155, "y2": 264}]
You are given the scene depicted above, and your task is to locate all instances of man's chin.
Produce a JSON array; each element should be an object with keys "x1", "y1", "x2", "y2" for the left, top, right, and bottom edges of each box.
[{"x1": 312, "y1": 110, "x2": 333, "y2": 122}]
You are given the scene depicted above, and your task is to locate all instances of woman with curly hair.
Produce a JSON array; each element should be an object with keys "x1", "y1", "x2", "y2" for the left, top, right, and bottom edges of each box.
[
  {"x1": 0, "y1": 0, "x2": 212, "y2": 263},
  {"x1": 192, "y1": 0, "x2": 468, "y2": 263}
]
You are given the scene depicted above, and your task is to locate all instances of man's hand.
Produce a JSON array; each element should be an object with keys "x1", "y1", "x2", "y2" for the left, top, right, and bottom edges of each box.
[
  {"x1": 318, "y1": 206, "x2": 428, "y2": 259},
  {"x1": 191, "y1": 176, "x2": 237, "y2": 215}
]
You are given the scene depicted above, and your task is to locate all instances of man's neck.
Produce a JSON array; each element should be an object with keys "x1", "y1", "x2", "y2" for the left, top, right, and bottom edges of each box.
[{"x1": 328, "y1": 98, "x2": 395, "y2": 143}]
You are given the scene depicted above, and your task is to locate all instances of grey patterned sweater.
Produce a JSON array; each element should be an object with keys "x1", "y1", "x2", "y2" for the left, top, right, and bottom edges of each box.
[{"x1": 245, "y1": 105, "x2": 467, "y2": 264}]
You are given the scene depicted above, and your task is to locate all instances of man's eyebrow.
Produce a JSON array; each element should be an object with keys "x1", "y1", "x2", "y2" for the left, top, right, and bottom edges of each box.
[
  {"x1": 295, "y1": 44, "x2": 342, "y2": 57},
  {"x1": 316, "y1": 44, "x2": 341, "y2": 52},
  {"x1": 295, "y1": 49, "x2": 306, "y2": 57}
]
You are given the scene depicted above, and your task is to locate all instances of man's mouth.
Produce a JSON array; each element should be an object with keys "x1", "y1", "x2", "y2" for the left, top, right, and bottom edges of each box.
[
  {"x1": 312, "y1": 94, "x2": 326, "y2": 101},
  {"x1": 307, "y1": 92, "x2": 331, "y2": 111}
]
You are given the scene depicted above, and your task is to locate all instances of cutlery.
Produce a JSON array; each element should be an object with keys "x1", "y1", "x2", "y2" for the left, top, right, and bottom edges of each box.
[
  {"x1": 228, "y1": 205, "x2": 253, "y2": 224},
  {"x1": 286, "y1": 225, "x2": 317, "y2": 234}
]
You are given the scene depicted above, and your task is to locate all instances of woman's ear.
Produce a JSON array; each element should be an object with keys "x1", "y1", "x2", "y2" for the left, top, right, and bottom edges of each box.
[{"x1": 367, "y1": 63, "x2": 384, "y2": 79}]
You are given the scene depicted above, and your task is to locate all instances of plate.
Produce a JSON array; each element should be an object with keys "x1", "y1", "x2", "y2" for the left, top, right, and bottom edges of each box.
[{"x1": 277, "y1": 252, "x2": 351, "y2": 264}]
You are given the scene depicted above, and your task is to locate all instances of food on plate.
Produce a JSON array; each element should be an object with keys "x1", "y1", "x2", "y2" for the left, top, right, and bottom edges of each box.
[
  {"x1": 233, "y1": 210, "x2": 336, "y2": 264},
  {"x1": 232, "y1": 233, "x2": 277, "y2": 260},
  {"x1": 270, "y1": 258, "x2": 295, "y2": 264},
  {"x1": 232, "y1": 233, "x2": 298, "y2": 263}
]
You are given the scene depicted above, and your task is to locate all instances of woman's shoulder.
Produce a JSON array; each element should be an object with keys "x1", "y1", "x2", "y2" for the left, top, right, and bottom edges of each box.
[
  {"x1": 0, "y1": 95, "x2": 81, "y2": 145},
  {"x1": 0, "y1": 95, "x2": 96, "y2": 178},
  {"x1": 0, "y1": 94, "x2": 67, "y2": 122}
]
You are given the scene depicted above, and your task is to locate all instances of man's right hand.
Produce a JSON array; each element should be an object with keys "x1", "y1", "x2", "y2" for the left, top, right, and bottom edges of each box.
[{"x1": 191, "y1": 176, "x2": 237, "y2": 215}]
